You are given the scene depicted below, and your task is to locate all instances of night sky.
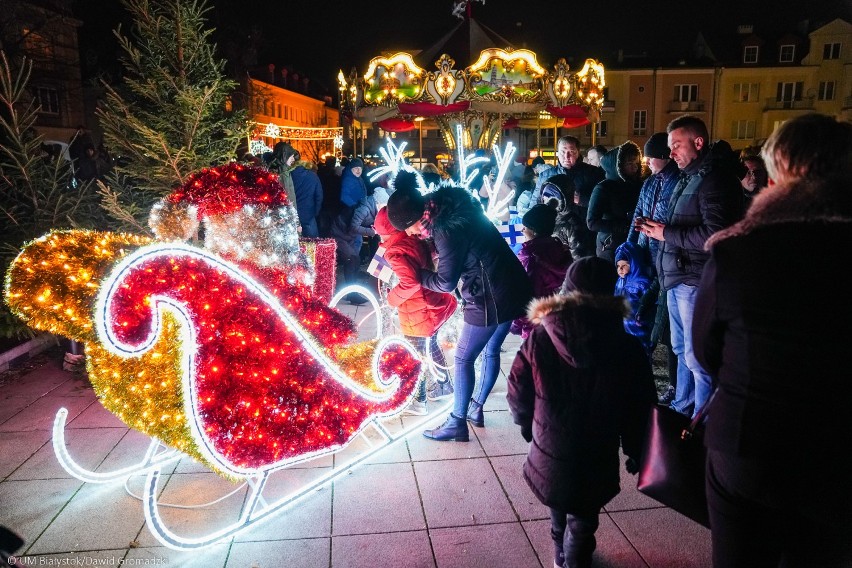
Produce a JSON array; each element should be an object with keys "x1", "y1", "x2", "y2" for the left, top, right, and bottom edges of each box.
[{"x1": 72, "y1": 0, "x2": 847, "y2": 97}]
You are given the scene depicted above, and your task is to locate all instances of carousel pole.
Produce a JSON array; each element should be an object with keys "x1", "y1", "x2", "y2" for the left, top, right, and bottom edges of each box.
[{"x1": 536, "y1": 113, "x2": 541, "y2": 163}]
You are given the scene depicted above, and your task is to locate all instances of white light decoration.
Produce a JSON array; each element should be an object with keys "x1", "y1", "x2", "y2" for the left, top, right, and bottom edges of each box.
[
  {"x1": 263, "y1": 123, "x2": 281, "y2": 138},
  {"x1": 139, "y1": 396, "x2": 451, "y2": 550},
  {"x1": 478, "y1": 141, "x2": 517, "y2": 221},
  {"x1": 249, "y1": 139, "x2": 272, "y2": 156},
  {"x1": 455, "y1": 124, "x2": 489, "y2": 190}
]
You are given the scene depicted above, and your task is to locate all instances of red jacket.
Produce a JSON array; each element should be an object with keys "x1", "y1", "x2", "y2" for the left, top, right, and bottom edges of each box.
[{"x1": 374, "y1": 208, "x2": 457, "y2": 337}]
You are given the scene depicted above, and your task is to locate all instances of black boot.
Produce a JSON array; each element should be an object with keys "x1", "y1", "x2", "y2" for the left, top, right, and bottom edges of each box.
[
  {"x1": 467, "y1": 399, "x2": 484, "y2": 428},
  {"x1": 423, "y1": 413, "x2": 469, "y2": 442}
]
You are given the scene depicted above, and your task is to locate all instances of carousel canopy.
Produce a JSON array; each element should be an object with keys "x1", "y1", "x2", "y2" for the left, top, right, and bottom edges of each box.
[{"x1": 338, "y1": 6, "x2": 605, "y2": 150}]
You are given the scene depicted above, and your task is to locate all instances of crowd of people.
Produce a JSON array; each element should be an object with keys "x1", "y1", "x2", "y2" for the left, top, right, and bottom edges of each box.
[{"x1": 249, "y1": 113, "x2": 849, "y2": 568}]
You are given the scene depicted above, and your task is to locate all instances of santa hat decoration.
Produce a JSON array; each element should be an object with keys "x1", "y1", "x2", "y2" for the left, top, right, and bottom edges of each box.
[
  {"x1": 149, "y1": 163, "x2": 289, "y2": 241},
  {"x1": 148, "y1": 162, "x2": 309, "y2": 284},
  {"x1": 169, "y1": 162, "x2": 288, "y2": 217}
]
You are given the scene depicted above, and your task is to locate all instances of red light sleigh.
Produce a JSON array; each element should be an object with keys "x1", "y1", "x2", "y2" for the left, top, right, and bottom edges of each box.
[{"x1": 4, "y1": 164, "x2": 449, "y2": 550}]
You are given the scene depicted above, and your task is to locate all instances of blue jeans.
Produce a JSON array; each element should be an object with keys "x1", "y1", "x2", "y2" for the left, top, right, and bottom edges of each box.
[
  {"x1": 549, "y1": 508, "x2": 599, "y2": 568},
  {"x1": 452, "y1": 320, "x2": 511, "y2": 419},
  {"x1": 668, "y1": 284, "x2": 714, "y2": 418}
]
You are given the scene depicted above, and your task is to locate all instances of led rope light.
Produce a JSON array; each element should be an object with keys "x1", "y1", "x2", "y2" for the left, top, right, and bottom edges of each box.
[{"x1": 95, "y1": 243, "x2": 420, "y2": 477}]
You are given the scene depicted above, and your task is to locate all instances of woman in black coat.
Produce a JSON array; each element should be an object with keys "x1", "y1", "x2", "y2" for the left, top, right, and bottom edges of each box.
[
  {"x1": 386, "y1": 172, "x2": 532, "y2": 441},
  {"x1": 693, "y1": 114, "x2": 852, "y2": 568},
  {"x1": 508, "y1": 257, "x2": 655, "y2": 568}
]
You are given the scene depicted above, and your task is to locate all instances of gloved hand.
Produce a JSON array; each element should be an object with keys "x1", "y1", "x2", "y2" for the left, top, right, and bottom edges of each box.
[
  {"x1": 521, "y1": 425, "x2": 532, "y2": 443},
  {"x1": 625, "y1": 457, "x2": 639, "y2": 475}
]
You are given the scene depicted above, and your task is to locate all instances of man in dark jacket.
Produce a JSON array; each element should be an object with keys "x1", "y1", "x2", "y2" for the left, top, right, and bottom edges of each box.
[
  {"x1": 291, "y1": 162, "x2": 323, "y2": 237},
  {"x1": 532, "y1": 136, "x2": 605, "y2": 257},
  {"x1": 586, "y1": 141, "x2": 643, "y2": 263},
  {"x1": 628, "y1": 132, "x2": 681, "y2": 404},
  {"x1": 508, "y1": 257, "x2": 655, "y2": 568},
  {"x1": 639, "y1": 116, "x2": 740, "y2": 418}
]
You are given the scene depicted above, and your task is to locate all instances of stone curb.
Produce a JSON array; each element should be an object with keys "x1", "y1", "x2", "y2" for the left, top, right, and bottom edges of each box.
[{"x1": 0, "y1": 334, "x2": 59, "y2": 373}]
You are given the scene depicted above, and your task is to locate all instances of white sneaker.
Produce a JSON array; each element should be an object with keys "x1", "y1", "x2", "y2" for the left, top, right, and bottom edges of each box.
[{"x1": 403, "y1": 400, "x2": 428, "y2": 416}]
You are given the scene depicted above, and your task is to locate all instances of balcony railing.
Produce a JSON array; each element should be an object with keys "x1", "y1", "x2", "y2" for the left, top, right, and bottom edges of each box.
[
  {"x1": 601, "y1": 100, "x2": 616, "y2": 112},
  {"x1": 763, "y1": 98, "x2": 815, "y2": 111},
  {"x1": 668, "y1": 100, "x2": 706, "y2": 113}
]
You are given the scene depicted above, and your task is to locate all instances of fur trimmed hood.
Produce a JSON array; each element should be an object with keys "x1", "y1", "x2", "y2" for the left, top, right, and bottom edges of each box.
[
  {"x1": 428, "y1": 185, "x2": 485, "y2": 235},
  {"x1": 707, "y1": 177, "x2": 852, "y2": 249},
  {"x1": 527, "y1": 292, "x2": 629, "y2": 368}
]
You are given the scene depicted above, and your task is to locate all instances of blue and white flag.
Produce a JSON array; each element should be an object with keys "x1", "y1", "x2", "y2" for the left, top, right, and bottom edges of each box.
[
  {"x1": 500, "y1": 222, "x2": 527, "y2": 247},
  {"x1": 367, "y1": 246, "x2": 394, "y2": 283}
]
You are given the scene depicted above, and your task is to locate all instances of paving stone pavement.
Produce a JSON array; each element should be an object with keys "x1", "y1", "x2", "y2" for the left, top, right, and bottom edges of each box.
[{"x1": 0, "y1": 302, "x2": 711, "y2": 567}]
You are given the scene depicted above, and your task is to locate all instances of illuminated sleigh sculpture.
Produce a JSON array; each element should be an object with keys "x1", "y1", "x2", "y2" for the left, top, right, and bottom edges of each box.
[{"x1": 3, "y1": 164, "x2": 447, "y2": 550}]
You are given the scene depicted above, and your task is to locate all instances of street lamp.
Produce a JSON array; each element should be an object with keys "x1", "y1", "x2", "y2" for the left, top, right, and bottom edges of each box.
[{"x1": 414, "y1": 117, "x2": 425, "y2": 169}]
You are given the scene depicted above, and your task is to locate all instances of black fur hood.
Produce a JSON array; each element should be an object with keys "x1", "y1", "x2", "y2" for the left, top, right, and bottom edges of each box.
[
  {"x1": 527, "y1": 292, "x2": 629, "y2": 369},
  {"x1": 428, "y1": 185, "x2": 485, "y2": 235}
]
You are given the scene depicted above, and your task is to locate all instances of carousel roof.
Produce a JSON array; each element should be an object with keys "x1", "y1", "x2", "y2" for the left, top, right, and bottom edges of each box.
[{"x1": 416, "y1": 17, "x2": 514, "y2": 69}]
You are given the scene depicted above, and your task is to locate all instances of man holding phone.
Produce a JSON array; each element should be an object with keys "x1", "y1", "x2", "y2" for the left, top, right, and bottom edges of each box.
[{"x1": 628, "y1": 132, "x2": 680, "y2": 403}]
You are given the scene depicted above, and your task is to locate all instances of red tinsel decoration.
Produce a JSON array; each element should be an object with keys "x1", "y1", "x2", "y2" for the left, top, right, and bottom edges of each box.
[
  {"x1": 106, "y1": 252, "x2": 420, "y2": 471},
  {"x1": 168, "y1": 162, "x2": 288, "y2": 217}
]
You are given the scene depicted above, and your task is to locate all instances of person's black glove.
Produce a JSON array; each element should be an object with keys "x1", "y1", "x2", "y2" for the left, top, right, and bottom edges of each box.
[
  {"x1": 521, "y1": 425, "x2": 532, "y2": 443},
  {"x1": 625, "y1": 457, "x2": 639, "y2": 475}
]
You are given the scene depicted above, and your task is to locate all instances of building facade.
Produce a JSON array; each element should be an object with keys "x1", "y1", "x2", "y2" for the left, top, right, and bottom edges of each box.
[
  {"x1": 3, "y1": 0, "x2": 85, "y2": 144},
  {"x1": 566, "y1": 17, "x2": 851, "y2": 153},
  {"x1": 246, "y1": 77, "x2": 341, "y2": 164}
]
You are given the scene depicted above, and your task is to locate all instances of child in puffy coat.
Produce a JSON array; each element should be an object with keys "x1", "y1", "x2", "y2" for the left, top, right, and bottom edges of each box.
[
  {"x1": 511, "y1": 203, "x2": 573, "y2": 338},
  {"x1": 614, "y1": 241, "x2": 657, "y2": 354},
  {"x1": 374, "y1": 207, "x2": 457, "y2": 414}
]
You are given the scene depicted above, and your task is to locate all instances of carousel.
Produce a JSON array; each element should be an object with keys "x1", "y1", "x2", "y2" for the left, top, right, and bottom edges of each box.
[{"x1": 338, "y1": 0, "x2": 606, "y2": 155}]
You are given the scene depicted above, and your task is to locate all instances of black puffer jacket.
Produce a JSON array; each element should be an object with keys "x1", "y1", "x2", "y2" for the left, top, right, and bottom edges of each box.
[
  {"x1": 420, "y1": 186, "x2": 532, "y2": 326},
  {"x1": 657, "y1": 149, "x2": 741, "y2": 290},
  {"x1": 507, "y1": 293, "x2": 656, "y2": 513},
  {"x1": 586, "y1": 148, "x2": 642, "y2": 263}
]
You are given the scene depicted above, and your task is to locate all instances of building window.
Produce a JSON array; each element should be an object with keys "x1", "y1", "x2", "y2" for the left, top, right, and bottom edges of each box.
[
  {"x1": 277, "y1": 104, "x2": 282, "y2": 118},
  {"x1": 743, "y1": 46, "x2": 759, "y2": 63},
  {"x1": 733, "y1": 83, "x2": 760, "y2": 102},
  {"x1": 674, "y1": 84, "x2": 698, "y2": 102},
  {"x1": 584, "y1": 120, "x2": 608, "y2": 138},
  {"x1": 776, "y1": 82, "x2": 803, "y2": 108},
  {"x1": 818, "y1": 81, "x2": 836, "y2": 101},
  {"x1": 779, "y1": 44, "x2": 795, "y2": 63},
  {"x1": 731, "y1": 120, "x2": 756, "y2": 140},
  {"x1": 30, "y1": 86, "x2": 60, "y2": 114},
  {"x1": 632, "y1": 110, "x2": 647, "y2": 136},
  {"x1": 823, "y1": 42, "x2": 841, "y2": 60}
]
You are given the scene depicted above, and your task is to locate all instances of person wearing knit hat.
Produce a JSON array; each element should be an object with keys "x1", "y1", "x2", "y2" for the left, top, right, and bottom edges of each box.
[
  {"x1": 508, "y1": 251, "x2": 655, "y2": 568},
  {"x1": 386, "y1": 172, "x2": 426, "y2": 233},
  {"x1": 560, "y1": 255, "x2": 618, "y2": 295},
  {"x1": 511, "y1": 202, "x2": 573, "y2": 339},
  {"x1": 340, "y1": 158, "x2": 367, "y2": 207},
  {"x1": 521, "y1": 203, "x2": 557, "y2": 239},
  {"x1": 627, "y1": 133, "x2": 680, "y2": 405},
  {"x1": 643, "y1": 132, "x2": 670, "y2": 160}
]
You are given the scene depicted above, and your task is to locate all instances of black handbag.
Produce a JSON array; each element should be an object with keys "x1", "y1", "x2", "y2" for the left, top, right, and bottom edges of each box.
[{"x1": 636, "y1": 393, "x2": 716, "y2": 528}]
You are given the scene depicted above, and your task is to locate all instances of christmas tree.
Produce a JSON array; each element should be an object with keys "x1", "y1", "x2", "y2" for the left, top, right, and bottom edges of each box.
[
  {"x1": 0, "y1": 53, "x2": 105, "y2": 338},
  {"x1": 97, "y1": 0, "x2": 251, "y2": 233}
]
